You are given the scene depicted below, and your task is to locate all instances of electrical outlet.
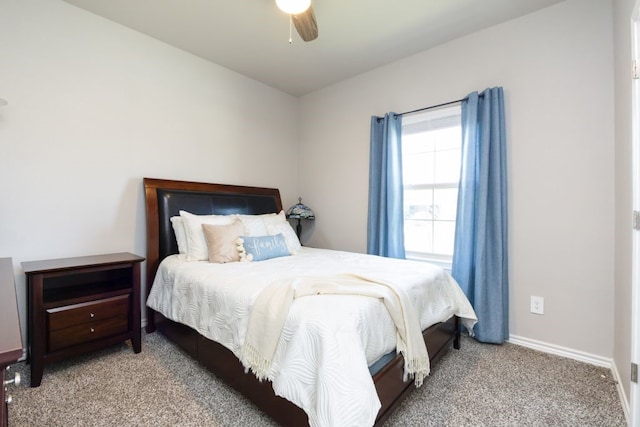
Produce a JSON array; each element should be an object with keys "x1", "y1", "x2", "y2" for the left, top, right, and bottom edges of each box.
[{"x1": 530, "y1": 296, "x2": 544, "y2": 315}]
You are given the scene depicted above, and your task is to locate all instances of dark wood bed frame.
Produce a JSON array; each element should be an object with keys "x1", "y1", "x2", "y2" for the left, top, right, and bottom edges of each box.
[{"x1": 143, "y1": 177, "x2": 460, "y2": 426}]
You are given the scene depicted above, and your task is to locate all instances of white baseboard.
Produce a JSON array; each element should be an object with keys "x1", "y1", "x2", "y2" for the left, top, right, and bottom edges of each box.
[
  {"x1": 610, "y1": 359, "x2": 631, "y2": 424},
  {"x1": 508, "y1": 334, "x2": 612, "y2": 368},
  {"x1": 509, "y1": 334, "x2": 630, "y2": 426}
]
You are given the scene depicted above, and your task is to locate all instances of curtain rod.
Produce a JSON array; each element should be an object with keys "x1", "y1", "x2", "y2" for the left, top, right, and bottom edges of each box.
[
  {"x1": 375, "y1": 93, "x2": 486, "y2": 122},
  {"x1": 397, "y1": 97, "x2": 466, "y2": 116},
  {"x1": 375, "y1": 97, "x2": 467, "y2": 122}
]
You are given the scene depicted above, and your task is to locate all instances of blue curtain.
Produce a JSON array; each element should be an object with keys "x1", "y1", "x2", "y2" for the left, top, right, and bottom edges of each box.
[
  {"x1": 367, "y1": 113, "x2": 406, "y2": 259},
  {"x1": 452, "y1": 87, "x2": 508, "y2": 344}
]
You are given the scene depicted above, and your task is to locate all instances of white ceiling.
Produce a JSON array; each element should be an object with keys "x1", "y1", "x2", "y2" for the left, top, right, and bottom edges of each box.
[{"x1": 61, "y1": 0, "x2": 564, "y2": 96}]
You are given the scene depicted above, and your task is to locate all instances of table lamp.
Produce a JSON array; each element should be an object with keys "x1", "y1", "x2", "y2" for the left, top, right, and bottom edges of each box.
[{"x1": 285, "y1": 197, "x2": 315, "y2": 239}]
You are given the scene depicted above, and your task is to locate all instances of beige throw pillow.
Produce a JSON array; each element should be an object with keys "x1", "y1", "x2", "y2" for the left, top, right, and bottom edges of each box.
[{"x1": 202, "y1": 221, "x2": 244, "y2": 263}]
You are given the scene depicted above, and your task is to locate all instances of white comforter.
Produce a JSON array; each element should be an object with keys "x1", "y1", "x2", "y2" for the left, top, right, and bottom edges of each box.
[{"x1": 147, "y1": 247, "x2": 477, "y2": 427}]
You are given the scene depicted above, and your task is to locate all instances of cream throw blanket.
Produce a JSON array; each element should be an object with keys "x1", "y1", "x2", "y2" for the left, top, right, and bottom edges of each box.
[{"x1": 241, "y1": 274, "x2": 430, "y2": 387}]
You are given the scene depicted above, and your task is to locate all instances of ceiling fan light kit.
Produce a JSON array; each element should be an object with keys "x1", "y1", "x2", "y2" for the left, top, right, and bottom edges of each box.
[
  {"x1": 276, "y1": 0, "x2": 318, "y2": 43},
  {"x1": 292, "y1": 6, "x2": 318, "y2": 42},
  {"x1": 276, "y1": 0, "x2": 311, "y2": 15}
]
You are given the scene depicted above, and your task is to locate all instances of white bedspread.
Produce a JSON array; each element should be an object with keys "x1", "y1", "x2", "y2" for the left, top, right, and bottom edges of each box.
[{"x1": 147, "y1": 247, "x2": 477, "y2": 427}]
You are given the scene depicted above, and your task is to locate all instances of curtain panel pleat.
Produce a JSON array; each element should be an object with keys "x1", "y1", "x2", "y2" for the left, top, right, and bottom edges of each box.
[
  {"x1": 367, "y1": 113, "x2": 406, "y2": 259},
  {"x1": 452, "y1": 87, "x2": 509, "y2": 344}
]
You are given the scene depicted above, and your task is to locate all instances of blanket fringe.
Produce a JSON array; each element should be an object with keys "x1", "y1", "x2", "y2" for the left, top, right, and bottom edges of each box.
[
  {"x1": 241, "y1": 343, "x2": 272, "y2": 381},
  {"x1": 402, "y1": 353, "x2": 430, "y2": 387}
]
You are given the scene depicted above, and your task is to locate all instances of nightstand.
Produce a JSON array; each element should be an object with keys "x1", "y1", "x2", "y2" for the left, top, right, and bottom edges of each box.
[{"x1": 23, "y1": 252, "x2": 144, "y2": 387}]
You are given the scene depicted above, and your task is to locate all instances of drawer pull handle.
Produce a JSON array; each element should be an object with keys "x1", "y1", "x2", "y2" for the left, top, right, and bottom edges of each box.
[
  {"x1": 90, "y1": 313, "x2": 95, "y2": 318},
  {"x1": 90, "y1": 328, "x2": 95, "y2": 333},
  {"x1": 3, "y1": 372, "x2": 20, "y2": 387}
]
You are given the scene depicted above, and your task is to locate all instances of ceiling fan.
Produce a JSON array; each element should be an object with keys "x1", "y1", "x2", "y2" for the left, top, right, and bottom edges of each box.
[{"x1": 275, "y1": 0, "x2": 319, "y2": 42}]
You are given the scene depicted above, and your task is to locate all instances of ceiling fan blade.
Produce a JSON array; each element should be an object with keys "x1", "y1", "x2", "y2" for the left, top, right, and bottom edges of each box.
[{"x1": 292, "y1": 5, "x2": 318, "y2": 42}]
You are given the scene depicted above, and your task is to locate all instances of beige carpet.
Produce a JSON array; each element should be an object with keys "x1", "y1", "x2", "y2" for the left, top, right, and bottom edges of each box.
[{"x1": 8, "y1": 332, "x2": 626, "y2": 426}]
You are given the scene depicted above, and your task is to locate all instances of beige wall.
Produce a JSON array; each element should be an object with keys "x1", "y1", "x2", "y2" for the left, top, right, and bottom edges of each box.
[
  {"x1": 613, "y1": 0, "x2": 636, "y2": 412},
  {"x1": 298, "y1": 0, "x2": 616, "y2": 358},
  {"x1": 0, "y1": 0, "x2": 300, "y2": 343},
  {"x1": 1, "y1": 0, "x2": 629, "y2": 410}
]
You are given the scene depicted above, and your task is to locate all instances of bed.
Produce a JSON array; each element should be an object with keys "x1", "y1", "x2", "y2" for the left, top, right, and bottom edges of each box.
[{"x1": 143, "y1": 177, "x2": 476, "y2": 426}]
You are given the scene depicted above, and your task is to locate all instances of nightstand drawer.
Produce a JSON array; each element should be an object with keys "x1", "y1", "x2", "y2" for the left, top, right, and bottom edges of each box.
[
  {"x1": 47, "y1": 295, "x2": 129, "y2": 332},
  {"x1": 48, "y1": 316, "x2": 129, "y2": 352}
]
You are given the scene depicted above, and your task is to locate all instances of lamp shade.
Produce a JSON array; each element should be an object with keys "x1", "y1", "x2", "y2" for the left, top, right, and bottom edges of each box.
[
  {"x1": 286, "y1": 197, "x2": 315, "y2": 219},
  {"x1": 275, "y1": 0, "x2": 311, "y2": 15}
]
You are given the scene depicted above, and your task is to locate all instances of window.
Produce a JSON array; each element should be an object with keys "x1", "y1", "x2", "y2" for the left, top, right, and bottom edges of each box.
[{"x1": 401, "y1": 105, "x2": 462, "y2": 267}]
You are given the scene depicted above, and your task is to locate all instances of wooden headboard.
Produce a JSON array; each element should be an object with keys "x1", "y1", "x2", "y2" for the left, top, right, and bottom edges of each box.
[{"x1": 143, "y1": 178, "x2": 283, "y2": 329}]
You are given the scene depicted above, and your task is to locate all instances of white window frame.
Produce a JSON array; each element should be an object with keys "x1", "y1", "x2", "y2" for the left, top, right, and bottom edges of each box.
[{"x1": 401, "y1": 104, "x2": 462, "y2": 269}]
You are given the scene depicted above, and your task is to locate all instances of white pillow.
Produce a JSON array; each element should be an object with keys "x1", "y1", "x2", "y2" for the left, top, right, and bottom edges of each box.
[
  {"x1": 234, "y1": 213, "x2": 274, "y2": 236},
  {"x1": 266, "y1": 221, "x2": 302, "y2": 254},
  {"x1": 263, "y1": 210, "x2": 287, "y2": 228},
  {"x1": 234, "y1": 211, "x2": 288, "y2": 236},
  {"x1": 179, "y1": 210, "x2": 234, "y2": 261},
  {"x1": 170, "y1": 216, "x2": 188, "y2": 255}
]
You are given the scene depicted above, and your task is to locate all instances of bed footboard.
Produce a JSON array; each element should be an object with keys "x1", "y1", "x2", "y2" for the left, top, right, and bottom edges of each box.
[
  {"x1": 151, "y1": 310, "x2": 459, "y2": 426},
  {"x1": 373, "y1": 316, "x2": 458, "y2": 426}
]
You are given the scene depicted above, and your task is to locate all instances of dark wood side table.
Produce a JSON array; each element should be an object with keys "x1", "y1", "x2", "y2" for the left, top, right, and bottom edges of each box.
[
  {"x1": 23, "y1": 252, "x2": 144, "y2": 387},
  {"x1": 0, "y1": 258, "x2": 23, "y2": 427}
]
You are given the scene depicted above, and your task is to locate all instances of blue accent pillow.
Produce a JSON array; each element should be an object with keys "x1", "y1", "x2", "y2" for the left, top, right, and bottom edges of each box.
[{"x1": 241, "y1": 234, "x2": 290, "y2": 261}]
